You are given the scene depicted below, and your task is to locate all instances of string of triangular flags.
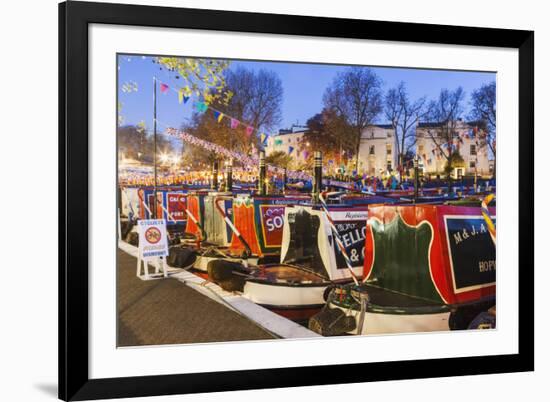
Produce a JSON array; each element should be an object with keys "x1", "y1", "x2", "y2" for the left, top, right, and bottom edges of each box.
[
  {"x1": 164, "y1": 127, "x2": 311, "y2": 181},
  {"x1": 156, "y1": 78, "x2": 269, "y2": 146}
]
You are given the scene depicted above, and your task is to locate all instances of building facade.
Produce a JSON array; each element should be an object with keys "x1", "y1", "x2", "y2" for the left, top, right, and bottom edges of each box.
[
  {"x1": 357, "y1": 124, "x2": 398, "y2": 176},
  {"x1": 415, "y1": 120, "x2": 492, "y2": 178},
  {"x1": 265, "y1": 129, "x2": 308, "y2": 164}
]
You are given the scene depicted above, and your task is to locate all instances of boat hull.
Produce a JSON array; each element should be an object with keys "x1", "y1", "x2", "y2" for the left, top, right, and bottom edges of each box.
[
  {"x1": 243, "y1": 280, "x2": 326, "y2": 308},
  {"x1": 329, "y1": 303, "x2": 451, "y2": 335}
]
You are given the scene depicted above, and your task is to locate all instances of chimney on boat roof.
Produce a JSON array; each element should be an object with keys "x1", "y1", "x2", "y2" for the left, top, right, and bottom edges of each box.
[
  {"x1": 259, "y1": 151, "x2": 267, "y2": 196},
  {"x1": 225, "y1": 159, "x2": 233, "y2": 192},
  {"x1": 211, "y1": 161, "x2": 219, "y2": 190},
  {"x1": 313, "y1": 151, "x2": 322, "y2": 203}
]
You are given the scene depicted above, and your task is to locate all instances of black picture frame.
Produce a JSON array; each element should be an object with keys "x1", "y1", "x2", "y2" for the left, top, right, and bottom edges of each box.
[{"x1": 59, "y1": 1, "x2": 534, "y2": 400}]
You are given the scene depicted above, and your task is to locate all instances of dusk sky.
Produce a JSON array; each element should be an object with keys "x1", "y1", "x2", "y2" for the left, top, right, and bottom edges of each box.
[{"x1": 117, "y1": 54, "x2": 495, "y2": 135}]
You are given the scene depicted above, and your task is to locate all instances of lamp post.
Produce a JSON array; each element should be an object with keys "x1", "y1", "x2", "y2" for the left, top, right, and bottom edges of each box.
[{"x1": 153, "y1": 77, "x2": 158, "y2": 218}]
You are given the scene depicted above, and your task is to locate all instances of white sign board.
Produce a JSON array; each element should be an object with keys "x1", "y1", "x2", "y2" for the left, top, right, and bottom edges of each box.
[{"x1": 138, "y1": 219, "x2": 169, "y2": 260}]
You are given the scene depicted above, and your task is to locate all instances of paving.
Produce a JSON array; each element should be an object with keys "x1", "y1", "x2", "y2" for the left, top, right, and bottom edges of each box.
[{"x1": 117, "y1": 249, "x2": 276, "y2": 346}]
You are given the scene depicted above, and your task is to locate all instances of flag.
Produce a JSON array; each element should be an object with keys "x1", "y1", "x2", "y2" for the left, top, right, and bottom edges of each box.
[
  {"x1": 246, "y1": 126, "x2": 254, "y2": 136},
  {"x1": 289, "y1": 146, "x2": 294, "y2": 154},
  {"x1": 260, "y1": 133, "x2": 267, "y2": 144},
  {"x1": 160, "y1": 83, "x2": 169, "y2": 93},
  {"x1": 213, "y1": 110, "x2": 223, "y2": 122},
  {"x1": 195, "y1": 102, "x2": 208, "y2": 113},
  {"x1": 178, "y1": 88, "x2": 184, "y2": 103},
  {"x1": 183, "y1": 95, "x2": 190, "y2": 104},
  {"x1": 230, "y1": 118, "x2": 239, "y2": 129}
]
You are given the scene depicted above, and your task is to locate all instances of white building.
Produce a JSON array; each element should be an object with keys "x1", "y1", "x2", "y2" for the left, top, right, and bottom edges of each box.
[
  {"x1": 357, "y1": 124, "x2": 398, "y2": 176},
  {"x1": 415, "y1": 120, "x2": 492, "y2": 178}
]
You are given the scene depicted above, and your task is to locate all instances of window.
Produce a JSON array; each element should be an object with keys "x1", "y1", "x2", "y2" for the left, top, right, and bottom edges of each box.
[
  {"x1": 386, "y1": 144, "x2": 392, "y2": 155},
  {"x1": 386, "y1": 161, "x2": 392, "y2": 171},
  {"x1": 470, "y1": 161, "x2": 476, "y2": 168},
  {"x1": 418, "y1": 145, "x2": 424, "y2": 153},
  {"x1": 369, "y1": 145, "x2": 375, "y2": 155},
  {"x1": 470, "y1": 144, "x2": 476, "y2": 155}
]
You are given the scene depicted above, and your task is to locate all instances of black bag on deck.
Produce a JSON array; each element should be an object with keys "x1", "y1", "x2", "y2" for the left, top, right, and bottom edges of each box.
[{"x1": 167, "y1": 246, "x2": 197, "y2": 268}]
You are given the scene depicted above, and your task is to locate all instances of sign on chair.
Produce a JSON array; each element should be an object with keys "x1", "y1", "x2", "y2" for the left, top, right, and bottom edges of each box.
[{"x1": 136, "y1": 219, "x2": 169, "y2": 280}]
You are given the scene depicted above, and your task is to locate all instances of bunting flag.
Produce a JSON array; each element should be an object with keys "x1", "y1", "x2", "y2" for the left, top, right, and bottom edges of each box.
[
  {"x1": 195, "y1": 101, "x2": 208, "y2": 113},
  {"x1": 155, "y1": 77, "x2": 281, "y2": 144},
  {"x1": 288, "y1": 146, "x2": 294, "y2": 154},
  {"x1": 164, "y1": 127, "x2": 311, "y2": 180},
  {"x1": 303, "y1": 151, "x2": 309, "y2": 159}
]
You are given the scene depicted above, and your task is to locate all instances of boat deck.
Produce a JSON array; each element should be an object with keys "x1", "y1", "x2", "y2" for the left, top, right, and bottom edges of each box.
[{"x1": 117, "y1": 248, "x2": 276, "y2": 346}]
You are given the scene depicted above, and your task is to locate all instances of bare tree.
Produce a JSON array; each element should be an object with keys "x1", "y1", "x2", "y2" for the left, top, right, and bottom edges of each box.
[
  {"x1": 185, "y1": 66, "x2": 283, "y2": 161},
  {"x1": 225, "y1": 67, "x2": 283, "y2": 135},
  {"x1": 469, "y1": 81, "x2": 496, "y2": 157},
  {"x1": 424, "y1": 87, "x2": 465, "y2": 192},
  {"x1": 385, "y1": 82, "x2": 426, "y2": 177},
  {"x1": 323, "y1": 67, "x2": 383, "y2": 172}
]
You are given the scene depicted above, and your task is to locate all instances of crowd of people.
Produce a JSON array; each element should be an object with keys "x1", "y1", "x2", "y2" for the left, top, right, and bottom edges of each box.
[
  {"x1": 119, "y1": 169, "x2": 260, "y2": 187},
  {"x1": 120, "y1": 167, "x2": 495, "y2": 194}
]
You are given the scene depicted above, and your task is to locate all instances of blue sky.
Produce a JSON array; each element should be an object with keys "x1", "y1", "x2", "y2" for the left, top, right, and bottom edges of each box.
[{"x1": 117, "y1": 54, "x2": 495, "y2": 134}]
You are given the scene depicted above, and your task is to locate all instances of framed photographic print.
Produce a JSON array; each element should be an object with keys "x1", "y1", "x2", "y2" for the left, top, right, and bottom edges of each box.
[{"x1": 59, "y1": 1, "x2": 534, "y2": 400}]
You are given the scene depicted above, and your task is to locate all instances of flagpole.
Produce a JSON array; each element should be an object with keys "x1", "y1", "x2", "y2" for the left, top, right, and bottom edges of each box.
[{"x1": 153, "y1": 76, "x2": 158, "y2": 218}]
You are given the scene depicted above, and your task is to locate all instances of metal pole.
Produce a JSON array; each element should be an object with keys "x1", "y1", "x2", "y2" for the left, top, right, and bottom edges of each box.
[
  {"x1": 225, "y1": 159, "x2": 233, "y2": 192},
  {"x1": 211, "y1": 161, "x2": 219, "y2": 190},
  {"x1": 153, "y1": 77, "x2": 158, "y2": 218},
  {"x1": 313, "y1": 151, "x2": 322, "y2": 203},
  {"x1": 413, "y1": 155, "x2": 419, "y2": 203},
  {"x1": 282, "y1": 168, "x2": 287, "y2": 195},
  {"x1": 259, "y1": 151, "x2": 266, "y2": 195}
]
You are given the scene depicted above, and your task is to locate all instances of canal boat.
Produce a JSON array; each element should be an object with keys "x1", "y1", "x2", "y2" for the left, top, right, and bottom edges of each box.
[{"x1": 309, "y1": 201, "x2": 496, "y2": 335}]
